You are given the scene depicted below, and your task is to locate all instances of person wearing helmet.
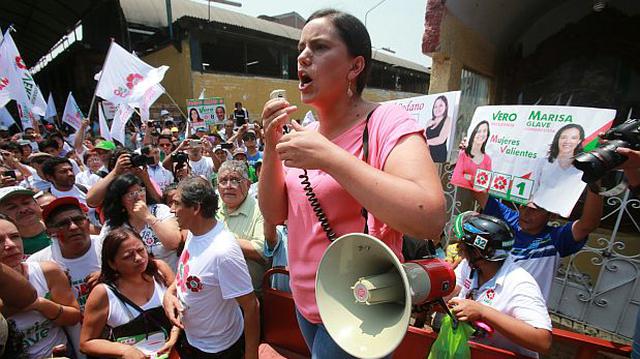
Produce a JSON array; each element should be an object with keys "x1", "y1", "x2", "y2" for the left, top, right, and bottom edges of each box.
[
  {"x1": 448, "y1": 211, "x2": 552, "y2": 358},
  {"x1": 468, "y1": 187, "x2": 602, "y2": 302}
]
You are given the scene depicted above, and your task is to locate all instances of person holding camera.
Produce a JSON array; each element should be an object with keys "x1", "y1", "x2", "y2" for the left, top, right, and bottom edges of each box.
[
  {"x1": 163, "y1": 138, "x2": 215, "y2": 181},
  {"x1": 142, "y1": 145, "x2": 174, "y2": 192},
  {"x1": 86, "y1": 149, "x2": 163, "y2": 209}
]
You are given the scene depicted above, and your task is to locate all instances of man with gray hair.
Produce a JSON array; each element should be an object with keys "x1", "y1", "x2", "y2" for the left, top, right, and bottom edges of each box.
[
  {"x1": 216, "y1": 160, "x2": 269, "y2": 292},
  {"x1": 165, "y1": 177, "x2": 259, "y2": 358}
]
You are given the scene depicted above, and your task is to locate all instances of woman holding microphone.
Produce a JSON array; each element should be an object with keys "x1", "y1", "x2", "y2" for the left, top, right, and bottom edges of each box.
[{"x1": 259, "y1": 9, "x2": 446, "y2": 358}]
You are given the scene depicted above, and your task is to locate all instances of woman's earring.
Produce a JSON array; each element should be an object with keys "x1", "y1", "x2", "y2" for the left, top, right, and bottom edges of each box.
[{"x1": 347, "y1": 80, "x2": 353, "y2": 98}]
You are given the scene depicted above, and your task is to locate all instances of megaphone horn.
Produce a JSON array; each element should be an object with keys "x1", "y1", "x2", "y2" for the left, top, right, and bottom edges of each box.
[{"x1": 316, "y1": 233, "x2": 455, "y2": 359}]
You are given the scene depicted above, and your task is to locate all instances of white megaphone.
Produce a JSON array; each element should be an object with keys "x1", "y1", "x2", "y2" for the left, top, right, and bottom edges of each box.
[{"x1": 316, "y1": 233, "x2": 455, "y2": 359}]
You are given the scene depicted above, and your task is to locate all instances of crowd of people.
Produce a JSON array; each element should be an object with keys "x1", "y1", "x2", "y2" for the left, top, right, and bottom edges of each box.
[{"x1": 0, "y1": 8, "x2": 638, "y2": 359}]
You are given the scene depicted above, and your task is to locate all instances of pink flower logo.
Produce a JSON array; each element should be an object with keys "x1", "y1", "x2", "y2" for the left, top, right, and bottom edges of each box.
[
  {"x1": 476, "y1": 172, "x2": 489, "y2": 186},
  {"x1": 185, "y1": 275, "x2": 204, "y2": 292},
  {"x1": 15, "y1": 56, "x2": 27, "y2": 70},
  {"x1": 493, "y1": 176, "x2": 508, "y2": 191},
  {"x1": 176, "y1": 250, "x2": 191, "y2": 293},
  {"x1": 0, "y1": 77, "x2": 8, "y2": 91},
  {"x1": 126, "y1": 73, "x2": 143, "y2": 89}
]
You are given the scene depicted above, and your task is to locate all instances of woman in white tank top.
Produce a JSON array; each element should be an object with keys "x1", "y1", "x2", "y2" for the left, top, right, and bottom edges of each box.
[
  {"x1": 81, "y1": 227, "x2": 179, "y2": 358},
  {"x1": 0, "y1": 215, "x2": 82, "y2": 358}
]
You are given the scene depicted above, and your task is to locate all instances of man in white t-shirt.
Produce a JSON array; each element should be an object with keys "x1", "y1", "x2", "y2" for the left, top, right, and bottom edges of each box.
[
  {"x1": 186, "y1": 139, "x2": 215, "y2": 180},
  {"x1": 41, "y1": 157, "x2": 88, "y2": 204},
  {"x1": 163, "y1": 177, "x2": 259, "y2": 359},
  {"x1": 28, "y1": 196, "x2": 102, "y2": 359},
  {"x1": 449, "y1": 212, "x2": 552, "y2": 358}
]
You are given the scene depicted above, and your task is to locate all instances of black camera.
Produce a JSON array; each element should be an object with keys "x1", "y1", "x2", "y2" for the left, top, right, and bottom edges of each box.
[
  {"x1": 574, "y1": 118, "x2": 640, "y2": 183},
  {"x1": 172, "y1": 151, "x2": 189, "y2": 164},
  {"x1": 130, "y1": 154, "x2": 155, "y2": 167}
]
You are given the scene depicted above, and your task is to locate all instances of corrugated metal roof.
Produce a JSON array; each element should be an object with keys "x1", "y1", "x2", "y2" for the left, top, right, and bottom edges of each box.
[{"x1": 119, "y1": 0, "x2": 429, "y2": 73}]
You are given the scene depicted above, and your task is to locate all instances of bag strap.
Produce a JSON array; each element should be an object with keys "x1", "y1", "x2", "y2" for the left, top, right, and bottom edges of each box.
[
  {"x1": 104, "y1": 283, "x2": 146, "y2": 314},
  {"x1": 104, "y1": 282, "x2": 169, "y2": 339},
  {"x1": 360, "y1": 106, "x2": 379, "y2": 235}
]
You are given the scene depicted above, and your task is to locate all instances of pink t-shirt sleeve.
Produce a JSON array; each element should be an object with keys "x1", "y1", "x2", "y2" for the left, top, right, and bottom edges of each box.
[{"x1": 366, "y1": 104, "x2": 426, "y2": 170}]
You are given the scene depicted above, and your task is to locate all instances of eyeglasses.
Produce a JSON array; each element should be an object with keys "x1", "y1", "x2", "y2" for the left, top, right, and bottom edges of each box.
[
  {"x1": 125, "y1": 189, "x2": 146, "y2": 199},
  {"x1": 51, "y1": 215, "x2": 88, "y2": 228},
  {"x1": 218, "y1": 177, "x2": 243, "y2": 187}
]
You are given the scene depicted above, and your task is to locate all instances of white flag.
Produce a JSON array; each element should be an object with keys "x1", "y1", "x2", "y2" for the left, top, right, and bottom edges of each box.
[
  {"x1": 0, "y1": 76, "x2": 9, "y2": 108},
  {"x1": 16, "y1": 103, "x2": 36, "y2": 130},
  {"x1": 0, "y1": 31, "x2": 47, "y2": 116},
  {"x1": 110, "y1": 104, "x2": 133, "y2": 145},
  {"x1": 138, "y1": 84, "x2": 164, "y2": 122},
  {"x1": 45, "y1": 93, "x2": 57, "y2": 120},
  {"x1": 198, "y1": 88, "x2": 206, "y2": 100},
  {"x1": 95, "y1": 42, "x2": 169, "y2": 106},
  {"x1": 98, "y1": 102, "x2": 112, "y2": 141},
  {"x1": 0, "y1": 107, "x2": 15, "y2": 128},
  {"x1": 61, "y1": 92, "x2": 84, "y2": 131},
  {"x1": 102, "y1": 101, "x2": 116, "y2": 120}
]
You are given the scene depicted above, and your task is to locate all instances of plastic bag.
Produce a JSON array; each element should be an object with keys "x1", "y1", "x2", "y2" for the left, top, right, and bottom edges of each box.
[{"x1": 428, "y1": 316, "x2": 475, "y2": 359}]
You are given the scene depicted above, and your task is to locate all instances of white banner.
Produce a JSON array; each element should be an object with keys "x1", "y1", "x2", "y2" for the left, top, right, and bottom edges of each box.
[
  {"x1": 0, "y1": 32, "x2": 47, "y2": 115},
  {"x1": 102, "y1": 101, "x2": 116, "y2": 120},
  {"x1": 95, "y1": 42, "x2": 168, "y2": 107},
  {"x1": 451, "y1": 105, "x2": 616, "y2": 217},
  {"x1": 110, "y1": 104, "x2": 133, "y2": 145},
  {"x1": 45, "y1": 92, "x2": 57, "y2": 121},
  {"x1": 61, "y1": 92, "x2": 84, "y2": 131},
  {"x1": 385, "y1": 91, "x2": 462, "y2": 163},
  {"x1": 98, "y1": 102, "x2": 112, "y2": 141}
]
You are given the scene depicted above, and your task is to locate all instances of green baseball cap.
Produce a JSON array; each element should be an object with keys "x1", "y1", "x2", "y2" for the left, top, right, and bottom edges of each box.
[{"x1": 94, "y1": 140, "x2": 116, "y2": 151}]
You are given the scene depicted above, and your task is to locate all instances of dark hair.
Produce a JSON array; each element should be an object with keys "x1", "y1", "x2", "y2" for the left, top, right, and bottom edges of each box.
[
  {"x1": 216, "y1": 106, "x2": 225, "y2": 114},
  {"x1": 189, "y1": 108, "x2": 202, "y2": 122},
  {"x1": 103, "y1": 174, "x2": 157, "y2": 228},
  {"x1": 1, "y1": 142, "x2": 20, "y2": 153},
  {"x1": 108, "y1": 148, "x2": 131, "y2": 171},
  {"x1": 177, "y1": 177, "x2": 218, "y2": 219},
  {"x1": 42, "y1": 157, "x2": 72, "y2": 178},
  {"x1": 99, "y1": 227, "x2": 167, "y2": 286},
  {"x1": 158, "y1": 134, "x2": 173, "y2": 144},
  {"x1": 431, "y1": 95, "x2": 449, "y2": 120},
  {"x1": 465, "y1": 121, "x2": 490, "y2": 156},
  {"x1": 162, "y1": 183, "x2": 178, "y2": 205},
  {"x1": 548, "y1": 123, "x2": 585, "y2": 163},
  {"x1": 38, "y1": 138, "x2": 59, "y2": 152},
  {"x1": 307, "y1": 9, "x2": 372, "y2": 95},
  {"x1": 141, "y1": 145, "x2": 154, "y2": 156}
]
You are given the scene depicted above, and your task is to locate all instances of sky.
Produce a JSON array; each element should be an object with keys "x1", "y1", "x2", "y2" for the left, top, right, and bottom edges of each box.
[{"x1": 205, "y1": 0, "x2": 432, "y2": 68}]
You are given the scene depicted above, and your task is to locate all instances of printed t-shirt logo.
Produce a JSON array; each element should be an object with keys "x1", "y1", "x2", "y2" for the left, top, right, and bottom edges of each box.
[
  {"x1": 176, "y1": 250, "x2": 190, "y2": 293},
  {"x1": 185, "y1": 275, "x2": 203, "y2": 292}
]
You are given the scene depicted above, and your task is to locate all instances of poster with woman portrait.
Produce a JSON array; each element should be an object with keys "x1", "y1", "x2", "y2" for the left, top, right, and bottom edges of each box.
[
  {"x1": 451, "y1": 105, "x2": 616, "y2": 217},
  {"x1": 386, "y1": 91, "x2": 461, "y2": 162},
  {"x1": 186, "y1": 97, "x2": 226, "y2": 128}
]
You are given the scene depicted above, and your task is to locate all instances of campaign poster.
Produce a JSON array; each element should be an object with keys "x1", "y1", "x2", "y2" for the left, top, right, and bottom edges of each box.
[
  {"x1": 386, "y1": 91, "x2": 461, "y2": 162},
  {"x1": 186, "y1": 97, "x2": 226, "y2": 127},
  {"x1": 451, "y1": 105, "x2": 616, "y2": 217}
]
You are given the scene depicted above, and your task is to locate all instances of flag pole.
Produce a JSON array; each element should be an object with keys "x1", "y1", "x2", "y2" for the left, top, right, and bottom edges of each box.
[
  {"x1": 163, "y1": 90, "x2": 188, "y2": 120},
  {"x1": 87, "y1": 39, "x2": 115, "y2": 123}
]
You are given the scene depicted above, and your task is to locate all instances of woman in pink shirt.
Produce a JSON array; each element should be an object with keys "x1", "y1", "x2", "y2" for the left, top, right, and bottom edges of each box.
[
  {"x1": 259, "y1": 9, "x2": 446, "y2": 357},
  {"x1": 452, "y1": 120, "x2": 492, "y2": 190}
]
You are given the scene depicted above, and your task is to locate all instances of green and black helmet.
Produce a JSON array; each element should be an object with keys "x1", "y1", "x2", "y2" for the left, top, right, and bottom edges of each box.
[{"x1": 451, "y1": 211, "x2": 515, "y2": 262}]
